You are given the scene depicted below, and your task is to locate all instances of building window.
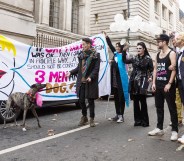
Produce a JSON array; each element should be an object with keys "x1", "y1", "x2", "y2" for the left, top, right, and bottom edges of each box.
[
  {"x1": 49, "y1": 0, "x2": 60, "y2": 29},
  {"x1": 162, "y1": 5, "x2": 167, "y2": 19},
  {"x1": 169, "y1": 11, "x2": 173, "y2": 24},
  {"x1": 154, "y1": 0, "x2": 159, "y2": 13},
  {"x1": 95, "y1": 14, "x2": 98, "y2": 24},
  {"x1": 72, "y1": 0, "x2": 79, "y2": 34}
]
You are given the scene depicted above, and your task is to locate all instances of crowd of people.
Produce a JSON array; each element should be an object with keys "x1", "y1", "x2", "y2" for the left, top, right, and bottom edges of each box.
[{"x1": 66, "y1": 31, "x2": 184, "y2": 143}]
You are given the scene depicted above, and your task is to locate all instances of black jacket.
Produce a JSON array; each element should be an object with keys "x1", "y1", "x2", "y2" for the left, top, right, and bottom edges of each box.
[
  {"x1": 176, "y1": 50, "x2": 184, "y2": 88},
  {"x1": 70, "y1": 49, "x2": 100, "y2": 99},
  {"x1": 123, "y1": 51, "x2": 153, "y2": 95}
]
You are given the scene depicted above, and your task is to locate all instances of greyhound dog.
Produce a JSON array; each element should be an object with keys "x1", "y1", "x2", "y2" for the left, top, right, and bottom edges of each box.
[{"x1": 3, "y1": 83, "x2": 46, "y2": 130}]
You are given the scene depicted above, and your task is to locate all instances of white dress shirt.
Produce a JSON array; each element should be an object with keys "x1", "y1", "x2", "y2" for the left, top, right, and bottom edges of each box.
[{"x1": 178, "y1": 46, "x2": 184, "y2": 79}]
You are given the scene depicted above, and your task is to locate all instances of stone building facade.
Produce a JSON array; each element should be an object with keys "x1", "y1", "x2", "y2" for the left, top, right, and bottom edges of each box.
[
  {"x1": 0, "y1": 0, "x2": 183, "y2": 56},
  {"x1": 0, "y1": 0, "x2": 91, "y2": 46},
  {"x1": 90, "y1": 0, "x2": 184, "y2": 58}
]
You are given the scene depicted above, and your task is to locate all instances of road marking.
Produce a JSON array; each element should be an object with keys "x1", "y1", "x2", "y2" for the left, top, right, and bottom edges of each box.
[{"x1": 0, "y1": 123, "x2": 98, "y2": 155}]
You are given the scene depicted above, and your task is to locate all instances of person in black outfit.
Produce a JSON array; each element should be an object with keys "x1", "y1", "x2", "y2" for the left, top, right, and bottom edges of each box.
[
  {"x1": 123, "y1": 42, "x2": 153, "y2": 127},
  {"x1": 66, "y1": 38, "x2": 100, "y2": 127},
  {"x1": 148, "y1": 34, "x2": 178, "y2": 141},
  {"x1": 103, "y1": 31, "x2": 129, "y2": 123}
]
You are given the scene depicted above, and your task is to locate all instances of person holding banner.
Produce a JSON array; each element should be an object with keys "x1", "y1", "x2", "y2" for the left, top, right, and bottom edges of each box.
[
  {"x1": 66, "y1": 38, "x2": 100, "y2": 127},
  {"x1": 123, "y1": 42, "x2": 153, "y2": 127},
  {"x1": 103, "y1": 31, "x2": 129, "y2": 123}
]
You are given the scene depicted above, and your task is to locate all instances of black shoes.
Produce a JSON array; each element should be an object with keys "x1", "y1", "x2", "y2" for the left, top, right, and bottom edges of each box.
[
  {"x1": 134, "y1": 121, "x2": 149, "y2": 127},
  {"x1": 134, "y1": 121, "x2": 142, "y2": 126},
  {"x1": 141, "y1": 122, "x2": 149, "y2": 127}
]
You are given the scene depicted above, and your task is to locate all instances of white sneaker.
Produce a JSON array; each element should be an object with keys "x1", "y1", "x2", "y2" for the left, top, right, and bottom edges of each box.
[
  {"x1": 108, "y1": 115, "x2": 118, "y2": 121},
  {"x1": 178, "y1": 138, "x2": 184, "y2": 144},
  {"x1": 117, "y1": 115, "x2": 124, "y2": 123},
  {"x1": 178, "y1": 134, "x2": 184, "y2": 142},
  {"x1": 170, "y1": 131, "x2": 178, "y2": 141},
  {"x1": 148, "y1": 128, "x2": 164, "y2": 136}
]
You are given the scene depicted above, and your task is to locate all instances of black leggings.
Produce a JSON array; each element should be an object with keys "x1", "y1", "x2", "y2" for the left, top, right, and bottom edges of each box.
[{"x1": 113, "y1": 87, "x2": 125, "y2": 116}]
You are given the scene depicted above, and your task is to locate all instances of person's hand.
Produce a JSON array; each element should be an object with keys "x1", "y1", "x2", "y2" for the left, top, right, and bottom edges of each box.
[
  {"x1": 123, "y1": 43, "x2": 129, "y2": 51},
  {"x1": 168, "y1": 65, "x2": 175, "y2": 71},
  {"x1": 152, "y1": 83, "x2": 156, "y2": 92},
  {"x1": 164, "y1": 83, "x2": 171, "y2": 92},
  {"x1": 86, "y1": 77, "x2": 91, "y2": 82},
  {"x1": 148, "y1": 77, "x2": 152, "y2": 82},
  {"x1": 108, "y1": 60, "x2": 113, "y2": 64},
  {"x1": 169, "y1": 31, "x2": 175, "y2": 39},
  {"x1": 102, "y1": 31, "x2": 107, "y2": 37},
  {"x1": 66, "y1": 72, "x2": 71, "y2": 77}
]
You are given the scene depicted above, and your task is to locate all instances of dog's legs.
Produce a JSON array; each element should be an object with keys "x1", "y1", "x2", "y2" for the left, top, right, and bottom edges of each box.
[
  {"x1": 3, "y1": 109, "x2": 7, "y2": 128},
  {"x1": 31, "y1": 107, "x2": 41, "y2": 128},
  {"x1": 14, "y1": 116, "x2": 18, "y2": 126},
  {"x1": 21, "y1": 109, "x2": 28, "y2": 128},
  {"x1": 3, "y1": 119, "x2": 7, "y2": 129}
]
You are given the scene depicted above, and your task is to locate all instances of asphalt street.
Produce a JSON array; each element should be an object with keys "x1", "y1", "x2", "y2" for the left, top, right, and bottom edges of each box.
[{"x1": 0, "y1": 96, "x2": 184, "y2": 161}]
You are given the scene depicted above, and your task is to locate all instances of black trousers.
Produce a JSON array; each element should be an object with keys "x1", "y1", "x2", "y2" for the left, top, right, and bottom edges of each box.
[
  {"x1": 155, "y1": 85, "x2": 178, "y2": 132},
  {"x1": 113, "y1": 87, "x2": 125, "y2": 116},
  {"x1": 79, "y1": 83, "x2": 95, "y2": 118},
  {"x1": 133, "y1": 94, "x2": 149, "y2": 125}
]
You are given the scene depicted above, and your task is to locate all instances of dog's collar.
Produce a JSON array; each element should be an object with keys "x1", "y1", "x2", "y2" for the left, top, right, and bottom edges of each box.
[{"x1": 26, "y1": 91, "x2": 36, "y2": 103}]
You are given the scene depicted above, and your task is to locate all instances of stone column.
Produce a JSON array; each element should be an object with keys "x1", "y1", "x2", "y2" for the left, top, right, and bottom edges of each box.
[
  {"x1": 78, "y1": 0, "x2": 90, "y2": 35},
  {"x1": 78, "y1": 0, "x2": 85, "y2": 35},
  {"x1": 63, "y1": 0, "x2": 72, "y2": 31},
  {"x1": 40, "y1": 0, "x2": 50, "y2": 25}
]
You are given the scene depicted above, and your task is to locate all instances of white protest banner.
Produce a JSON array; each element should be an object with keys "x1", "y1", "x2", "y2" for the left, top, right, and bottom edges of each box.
[{"x1": 0, "y1": 34, "x2": 110, "y2": 101}]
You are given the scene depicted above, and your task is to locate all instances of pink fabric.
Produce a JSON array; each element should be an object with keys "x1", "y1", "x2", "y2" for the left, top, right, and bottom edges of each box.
[{"x1": 36, "y1": 93, "x2": 43, "y2": 107}]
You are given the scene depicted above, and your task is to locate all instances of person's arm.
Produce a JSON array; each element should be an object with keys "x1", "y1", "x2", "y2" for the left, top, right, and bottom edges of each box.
[
  {"x1": 70, "y1": 64, "x2": 79, "y2": 75},
  {"x1": 152, "y1": 56, "x2": 157, "y2": 92},
  {"x1": 102, "y1": 31, "x2": 116, "y2": 53},
  {"x1": 148, "y1": 58, "x2": 154, "y2": 80},
  {"x1": 168, "y1": 51, "x2": 176, "y2": 83},
  {"x1": 106, "y1": 36, "x2": 116, "y2": 53},
  {"x1": 164, "y1": 51, "x2": 176, "y2": 92},
  {"x1": 122, "y1": 50, "x2": 133, "y2": 64}
]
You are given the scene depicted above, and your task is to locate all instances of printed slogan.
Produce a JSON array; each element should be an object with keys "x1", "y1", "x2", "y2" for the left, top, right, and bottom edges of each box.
[{"x1": 0, "y1": 34, "x2": 111, "y2": 101}]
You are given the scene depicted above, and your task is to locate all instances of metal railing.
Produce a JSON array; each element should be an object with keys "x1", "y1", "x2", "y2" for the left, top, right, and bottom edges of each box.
[{"x1": 32, "y1": 33, "x2": 74, "y2": 48}]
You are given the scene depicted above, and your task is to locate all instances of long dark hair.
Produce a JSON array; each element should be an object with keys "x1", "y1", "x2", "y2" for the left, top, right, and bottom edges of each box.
[
  {"x1": 137, "y1": 42, "x2": 150, "y2": 57},
  {"x1": 116, "y1": 42, "x2": 124, "y2": 53}
]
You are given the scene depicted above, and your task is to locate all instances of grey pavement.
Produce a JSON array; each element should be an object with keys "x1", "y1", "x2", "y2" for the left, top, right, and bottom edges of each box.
[{"x1": 0, "y1": 96, "x2": 184, "y2": 161}]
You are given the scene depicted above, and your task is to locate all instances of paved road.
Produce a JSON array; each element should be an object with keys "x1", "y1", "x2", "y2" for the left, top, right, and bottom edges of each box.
[{"x1": 0, "y1": 96, "x2": 184, "y2": 161}]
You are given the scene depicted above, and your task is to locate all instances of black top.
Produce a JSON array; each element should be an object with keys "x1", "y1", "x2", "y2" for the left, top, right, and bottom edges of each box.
[{"x1": 156, "y1": 50, "x2": 172, "y2": 88}]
